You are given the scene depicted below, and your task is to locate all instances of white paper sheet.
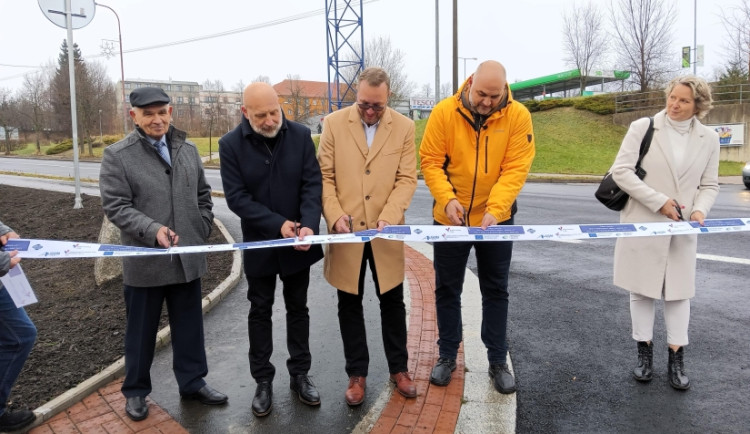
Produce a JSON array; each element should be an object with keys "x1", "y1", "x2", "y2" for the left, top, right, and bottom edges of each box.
[{"x1": 0, "y1": 264, "x2": 38, "y2": 308}]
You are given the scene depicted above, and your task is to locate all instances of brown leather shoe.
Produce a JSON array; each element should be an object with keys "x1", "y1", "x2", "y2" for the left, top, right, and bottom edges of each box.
[
  {"x1": 345, "y1": 376, "x2": 366, "y2": 406},
  {"x1": 389, "y1": 372, "x2": 417, "y2": 398}
]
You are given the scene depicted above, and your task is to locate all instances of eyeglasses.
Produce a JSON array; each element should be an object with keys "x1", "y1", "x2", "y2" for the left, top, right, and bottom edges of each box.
[{"x1": 357, "y1": 103, "x2": 385, "y2": 112}]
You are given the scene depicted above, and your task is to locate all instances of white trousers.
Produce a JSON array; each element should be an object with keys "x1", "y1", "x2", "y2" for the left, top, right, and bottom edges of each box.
[{"x1": 629, "y1": 292, "x2": 690, "y2": 346}]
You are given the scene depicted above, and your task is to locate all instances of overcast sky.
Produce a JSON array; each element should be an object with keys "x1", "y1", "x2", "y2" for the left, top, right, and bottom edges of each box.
[{"x1": 0, "y1": 0, "x2": 740, "y2": 95}]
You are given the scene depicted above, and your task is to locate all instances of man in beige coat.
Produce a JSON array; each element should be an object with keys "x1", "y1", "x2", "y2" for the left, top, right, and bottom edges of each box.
[{"x1": 318, "y1": 67, "x2": 417, "y2": 406}]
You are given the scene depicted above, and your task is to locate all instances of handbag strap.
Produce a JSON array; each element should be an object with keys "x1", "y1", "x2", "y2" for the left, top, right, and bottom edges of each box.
[{"x1": 634, "y1": 117, "x2": 654, "y2": 169}]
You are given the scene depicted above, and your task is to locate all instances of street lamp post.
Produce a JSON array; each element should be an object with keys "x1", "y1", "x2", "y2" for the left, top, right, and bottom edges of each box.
[
  {"x1": 458, "y1": 56, "x2": 477, "y2": 80},
  {"x1": 95, "y1": 2, "x2": 127, "y2": 136}
]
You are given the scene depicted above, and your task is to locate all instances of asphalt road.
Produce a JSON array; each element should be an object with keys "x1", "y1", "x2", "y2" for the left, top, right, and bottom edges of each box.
[
  {"x1": 1, "y1": 159, "x2": 748, "y2": 432},
  {"x1": 0, "y1": 157, "x2": 223, "y2": 190}
]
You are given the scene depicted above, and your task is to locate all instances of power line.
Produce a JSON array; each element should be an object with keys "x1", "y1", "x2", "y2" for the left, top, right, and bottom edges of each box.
[
  {"x1": 121, "y1": 2, "x2": 377, "y2": 55},
  {"x1": 1, "y1": 1, "x2": 379, "y2": 82},
  {"x1": 0, "y1": 63, "x2": 41, "y2": 68}
]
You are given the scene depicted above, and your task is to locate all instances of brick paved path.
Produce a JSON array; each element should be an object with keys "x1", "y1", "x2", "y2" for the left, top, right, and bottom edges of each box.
[{"x1": 29, "y1": 245, "x2": 463, "y2": 433}]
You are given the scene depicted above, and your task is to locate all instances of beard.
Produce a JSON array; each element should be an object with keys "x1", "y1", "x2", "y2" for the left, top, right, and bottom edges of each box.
[
  {"x1": 250, "y1": 119, "x2": 282, "y2": 138},
  {"x1": 468, "y1": 92, "x2": 492, "y2": 115}
]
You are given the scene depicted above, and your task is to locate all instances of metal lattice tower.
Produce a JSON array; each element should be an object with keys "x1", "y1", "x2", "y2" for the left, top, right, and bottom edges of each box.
[{"x1": 325, "y1": 0, "x2": 364, "y2": 112}]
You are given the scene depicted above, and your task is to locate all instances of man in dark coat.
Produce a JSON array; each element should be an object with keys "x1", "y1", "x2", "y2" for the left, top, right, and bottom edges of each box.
[
  {"x1": 100, "y1": 87, "x2": 227, "y2": 422},
  {"x1": 219, "y1": 82, "x2": 324, "y2": 418}
]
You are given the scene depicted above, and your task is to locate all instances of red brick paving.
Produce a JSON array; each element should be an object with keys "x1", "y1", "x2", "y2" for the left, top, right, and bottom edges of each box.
[
  {"x1": 29, "y1": 378, "x2": 188, "y2": 434},
  {"x1": 30, "y1": 245, "x2": 461, "y2": 433},
  {"x1": 370, "y1": 245, "x2": 464, "y2": 434}
]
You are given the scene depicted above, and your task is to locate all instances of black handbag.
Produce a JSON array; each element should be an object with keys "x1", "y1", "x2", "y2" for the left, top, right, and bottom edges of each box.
[{"x1": 595, "y1": 117, "x2": 654, "y2": 211}]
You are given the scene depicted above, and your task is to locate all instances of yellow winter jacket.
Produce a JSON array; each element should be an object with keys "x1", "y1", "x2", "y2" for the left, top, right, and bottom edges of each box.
[{"x1": 420, "y1": 79, "x2": 535, "y2": 226}]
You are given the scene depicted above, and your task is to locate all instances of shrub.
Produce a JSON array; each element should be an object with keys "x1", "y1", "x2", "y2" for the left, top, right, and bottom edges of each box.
[
  {"x1": 522, "y1": 94, "x2": 617, "y2": 115},
  {"x1": 521, "y1": 98, "x2": 574, "y2": 112},
  {"x1": 45, "y1": 140, "x2": 73, "y2": 155},
  {"x1": 573, "y1": 94, "x2": 616, "y2": 115}
]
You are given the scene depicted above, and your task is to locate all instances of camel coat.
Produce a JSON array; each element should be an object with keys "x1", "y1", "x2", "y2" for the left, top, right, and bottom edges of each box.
[
  {"x1": 612, "y1": 111, "x2": 719, "y2": 300},
  {"x1": 318, "y1": 105, "x2": 417, "y2": 294}
]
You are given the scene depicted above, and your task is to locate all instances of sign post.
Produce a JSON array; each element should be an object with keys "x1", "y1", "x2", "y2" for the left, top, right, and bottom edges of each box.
[{"x1": 38, "y1": 0, "x2": 95, "y2": 209}]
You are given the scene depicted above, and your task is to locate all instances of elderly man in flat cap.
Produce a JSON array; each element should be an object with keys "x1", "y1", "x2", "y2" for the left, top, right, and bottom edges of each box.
[{"x1": 100, "y1": 86, "x2": 227, "y2": 422}]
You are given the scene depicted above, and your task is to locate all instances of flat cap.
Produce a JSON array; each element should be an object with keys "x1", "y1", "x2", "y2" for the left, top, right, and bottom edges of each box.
[{"x1": 129, "y1": 87, "x2": 170, "y2": 107}]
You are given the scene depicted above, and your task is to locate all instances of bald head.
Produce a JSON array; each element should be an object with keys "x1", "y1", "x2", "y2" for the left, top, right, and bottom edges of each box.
[
  {"x1": 243, "y1": 82, "x2": 279, "y2": 109},
  {"x1": 468, "y1": 60, "x2": 508, "y2": 115},
  {"x1": 242, "y1": 82, "x2": 282, "y2": 138},
  {"x1": 473, "y1": 60, "x2": 506, "y2": 83}
]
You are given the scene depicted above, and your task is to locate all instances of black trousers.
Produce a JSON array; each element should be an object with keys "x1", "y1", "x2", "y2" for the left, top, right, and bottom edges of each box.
[
  {"x1": 122, "y1": 279, "x2": 207, "y2": 398},
  {"x1": 337, "y1": 243, "x2": 408, "y2": 377},
  {"x1": 247, "y1": 267, "x2": 312, "y2": 382}
]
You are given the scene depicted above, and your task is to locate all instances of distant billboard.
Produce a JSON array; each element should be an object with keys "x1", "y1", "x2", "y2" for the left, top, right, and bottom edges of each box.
[
  {"x1": 410, "y1": 98, "x2": 435, "y2": 110},
  {"x1": 706, "y1": 123, "x2": 745, "y2": 147}
]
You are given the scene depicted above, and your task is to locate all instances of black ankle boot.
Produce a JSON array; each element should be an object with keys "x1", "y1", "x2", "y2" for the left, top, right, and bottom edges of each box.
[
  {"x1": 668, "y1": 347, "x2": 690, "y2": 390},
  {"x1": 633, "y1": 341, "x2": 653, "y2": 382}
]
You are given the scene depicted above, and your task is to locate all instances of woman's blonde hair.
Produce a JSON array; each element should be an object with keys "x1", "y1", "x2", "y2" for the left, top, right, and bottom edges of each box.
[{"x1": 664, "y1": 75, "x2": 714, "y2": 119}]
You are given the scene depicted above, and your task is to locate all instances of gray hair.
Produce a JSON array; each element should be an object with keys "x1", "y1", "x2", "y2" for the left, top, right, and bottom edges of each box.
[{"x1": 664, "y1": 75, "x2": 713, "y2": 119}]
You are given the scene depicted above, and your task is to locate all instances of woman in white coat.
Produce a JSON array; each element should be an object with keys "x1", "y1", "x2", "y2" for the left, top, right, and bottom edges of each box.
[{"x1": 611, "y1": 76, "x2": 719, "y2": 390}]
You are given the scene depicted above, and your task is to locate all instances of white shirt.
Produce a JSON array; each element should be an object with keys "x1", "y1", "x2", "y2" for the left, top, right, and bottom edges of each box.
[{"x1": 361, "y1": 120, "x2": 379, "y2": 147}]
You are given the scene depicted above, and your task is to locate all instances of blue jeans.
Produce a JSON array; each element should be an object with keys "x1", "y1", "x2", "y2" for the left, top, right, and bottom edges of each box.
[
  {"x1": 433, "y1": 217, "x2": 513, "y2": 365},
  {"x1": 0, "y1": 284, "x2": 37, "y2": 416}
]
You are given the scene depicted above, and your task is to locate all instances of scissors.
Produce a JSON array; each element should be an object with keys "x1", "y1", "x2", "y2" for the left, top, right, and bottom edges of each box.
[
  {"x1": 167, "y1": 227, "x2": 174, "y2": 261},
  {"x1": 673, "y1": 200, "x2": 684, "y2": 221},
  {"x1": 348, "y1": 215, "x2": 353, "y2": 233}
]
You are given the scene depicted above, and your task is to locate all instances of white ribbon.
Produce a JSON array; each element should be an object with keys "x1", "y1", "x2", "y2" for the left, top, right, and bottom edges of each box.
[{"x1": 6, "y1": 218, "x2": 749, "y2": 259}]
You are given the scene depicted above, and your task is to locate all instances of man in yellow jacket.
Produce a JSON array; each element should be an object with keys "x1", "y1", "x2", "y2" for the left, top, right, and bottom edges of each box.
[{"x1": 420, "y1": 60, "x2": 535, "y2": 394}]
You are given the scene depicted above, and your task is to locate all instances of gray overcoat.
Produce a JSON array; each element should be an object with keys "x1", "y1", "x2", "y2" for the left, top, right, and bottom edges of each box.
[
  {"x1": 100, "y1": 125, "x2": 214, "y2": 287},
  {"x1": 611, "y1": 111, "x2": 719, "y2": 300}
]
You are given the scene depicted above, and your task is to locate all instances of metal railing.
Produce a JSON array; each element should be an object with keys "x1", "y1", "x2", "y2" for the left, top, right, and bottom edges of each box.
[{"x1": 615, "y1": 83, "x2": 750, "y2": 113}]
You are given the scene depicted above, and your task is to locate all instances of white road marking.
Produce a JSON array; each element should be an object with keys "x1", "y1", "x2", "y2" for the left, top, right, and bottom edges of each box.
[{"x1": 697, "y1": 253, "x2": 750, "y2": 265}]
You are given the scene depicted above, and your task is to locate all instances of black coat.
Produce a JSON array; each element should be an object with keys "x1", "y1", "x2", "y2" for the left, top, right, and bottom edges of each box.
[{"x1": 219, "y1": 116, "x2": 323, "y2": 278}]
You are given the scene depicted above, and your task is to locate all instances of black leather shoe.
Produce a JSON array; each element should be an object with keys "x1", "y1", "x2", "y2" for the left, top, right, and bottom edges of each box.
[
  {"x1": 0, "y1": 408, "x2": 36, "y2": 431},
  {"x1": 290, "y1": 374, "x2": 321, "y2": 406},
  {"x1": 181, "y1": 384, "x2": 228, "y2": 405},
  {"x1": 430, "y1": 357, "x2": 456, "y2": 386},
  {"x1": 633, "y1": 341, "x2": 653, "y2": 382},
  {"x1": 489, "y1": 363, "x2": 517, "y2": 394},
  {"x1": 668, "y1": 347, "x2": 690, "y2": 390},
  {"x1": 252, "y1": 382, "x2": 273, "y2": 417},
  {"x1": 125, "y1": 396, "x2": 148, "y2": 421}
]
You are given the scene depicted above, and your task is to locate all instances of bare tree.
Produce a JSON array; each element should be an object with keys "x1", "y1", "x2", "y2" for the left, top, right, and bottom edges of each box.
[
  {"x1": 420, "y1": 83, "x2": 433, "y2": 98},
  {"x1": 283, "y1": 74, "x2": 313, "y2": 126},
  {"x1": 609, "y1": 0, "x2": 676, "y2": 92},
  {"x1": 251, "y1": 75, "x2": 270, "y2": 84},
  {"x1": 440, "y1": 82, "x2": 453, "y2": 99},
  {"x1": 0, "y1": 89, "x2": 19, "y2": 155},
  {"x1": 201, "y1": 79, "x2": 226, "y2": 162},
  {"x1": 720, "y1": 0, "x2": 750, "y2": 79},
  {"x1": 344, "y1": 36, "x2": 414, "y2": 104},
  {"x1": 77, "y1": 62, "x2": 116, "y2": 156},
  {"x1": 563, "y1": 2, "x2": 610, "y2": 94},
  {"x1": 17, "y1": 71, "x2": 50, "y2": 154}
]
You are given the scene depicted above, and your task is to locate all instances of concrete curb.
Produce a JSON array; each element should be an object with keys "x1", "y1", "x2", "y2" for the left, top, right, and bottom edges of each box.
[{"x1": 28, "y1": 217, "x2": 242, "y2": 428}]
